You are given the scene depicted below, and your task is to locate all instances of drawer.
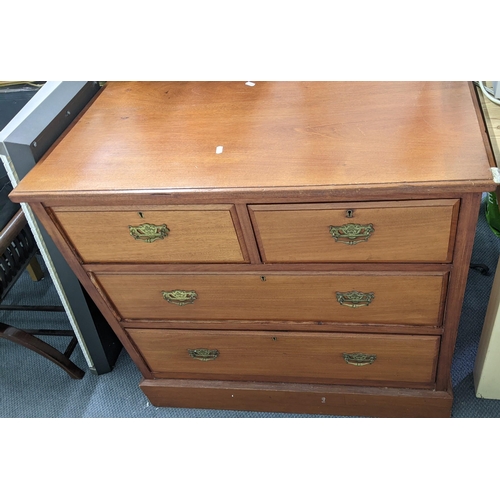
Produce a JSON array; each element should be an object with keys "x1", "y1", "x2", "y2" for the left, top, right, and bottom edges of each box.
[
  {"x1": 126, "y1": 329, "x2": 440, "y2": 386},
  {"x1": 52, "y1": 205, "x2": 246, "y2": 263},
  {"x1": 98, "y1": 272, "x2": 447, "y2": 326},
  {"x1": 249, "y1": 200, "x2": 459, "y2": 263}
]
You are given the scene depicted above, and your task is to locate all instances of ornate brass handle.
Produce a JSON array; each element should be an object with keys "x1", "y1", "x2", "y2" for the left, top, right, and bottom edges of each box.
[
  {"x1": 343, "y1": 352, "x2": 377, "y2": 366},
  {"x1": 129, "y1": 223, "x2": 169, "y2": 243},
  {"x1": 336, "y1": 291, "x2": 374, "y2": 308},
  {"x1": 162, "y1": 289, "x2": 198, "y2": 306},
  {"x1": 188, "y1": 348, "x2": 219, "y2": 361},
  {"x1": 329, "y1": 223, "x2": 374, "y2": 245}
]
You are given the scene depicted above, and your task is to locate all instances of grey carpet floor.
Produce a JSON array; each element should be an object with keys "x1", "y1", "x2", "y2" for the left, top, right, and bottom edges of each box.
[{"x1": 2, "y1": 198, "x2": 500, "y2": 418}]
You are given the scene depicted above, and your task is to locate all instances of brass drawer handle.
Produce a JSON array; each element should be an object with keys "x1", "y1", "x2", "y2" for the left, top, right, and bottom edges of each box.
[
  {"x1": 188, "y1": 348, "x2": 219, "y2": 361},
  {"x1": 162, "y1": 289, "x2": 198, "y2": 306},
  {"x1": 336, "y1": 290, "x2": 374, "y2": 308},
  {"x1": 129, "y1": 223, "x2": 169, "y2": 243},
  {"x1": 329, "y1": 223, "x2": 374, "y2": 245},
  {"x1": 343, "y1": 352, "x2": 377, "y2": 366}
]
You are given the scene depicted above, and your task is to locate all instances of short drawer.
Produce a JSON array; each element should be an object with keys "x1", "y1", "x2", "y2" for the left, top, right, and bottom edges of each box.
[
  {"x1": 52, "y1": 205, "x2": 247, "y2": 263},
  {"x1": 249, "y1": 199, "x2": 459, "y2": 263},
  {"x1": 127, "y1": 329, "x2": 440, "y2": 387},
  {"x1": 98, "y1": 272, "x2": 447, "y2": 326}
]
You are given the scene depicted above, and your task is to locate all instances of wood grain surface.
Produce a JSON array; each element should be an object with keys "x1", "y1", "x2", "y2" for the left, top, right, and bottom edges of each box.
[
  {"x1": 96, "y1": 272, "x2": 447, "y2": 326},
  {"x1": 10, "y1": 82, "x2": 494, "y2": 201},
  {"x1": 140, "y1": 378, "x2": 453, "y2": 417},
  {"x1": 250, "y1": 199, "x2": 459, "y2": 263},
  {"x1": 436, "y1": 192, "x2": 483, "y2": 390},
  {"x1": 8, "y1": 81, "x2": 492, "y2": 417},
  {"x1": 127, "y1": 329, "x2": 440, "y2": 386},
  {"x1": 53, "y1": 206, "x2": 246, "y2": 263}
]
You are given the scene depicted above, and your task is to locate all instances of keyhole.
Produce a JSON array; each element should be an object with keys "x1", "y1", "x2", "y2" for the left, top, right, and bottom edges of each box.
[
  {"x1": 346, "y1": 209, "x2": 354, "y2": 218},
  {"x1": 272, "y1": 337, "x2": 277, "y2": 341},
  {"x1": 261, "y1": 276, "x2": 266, "y2": 282},
  {"x1": 138, "y1": 212, "x2": 144, "y2": 218}
]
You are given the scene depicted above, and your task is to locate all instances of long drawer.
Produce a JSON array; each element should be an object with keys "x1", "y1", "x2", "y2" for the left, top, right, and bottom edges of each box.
[
  {"x1": 249, "y1": 199, "x2": 459, "y2": 263},
  {"x1": 52, "y1": 205, "x2": 246, "y2": 263},
  {"x1": 97, "y1": 272, "x2": 447, "y2": 326},
  {"x1": 127, "y1": 329, "x2": 440, "y2": 386}
]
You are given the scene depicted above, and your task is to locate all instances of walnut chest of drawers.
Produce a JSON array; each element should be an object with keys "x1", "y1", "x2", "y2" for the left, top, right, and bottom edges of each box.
[{"x1": 11, "y1": 81, "x2": 496, "y2": 417}]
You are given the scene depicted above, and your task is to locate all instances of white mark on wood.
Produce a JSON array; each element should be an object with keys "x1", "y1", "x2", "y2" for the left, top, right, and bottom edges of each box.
[
  {"x1": 245, "y1": 81, "x2": 255, "y2": 86},
  {"x1": 321, "y1": 397, "x2": 326, "y2": 403},
  {"x1": 216, "y1": 146, "x2": 223, "y2": 154},
  {"x1": 491, "y1": 167, "x2": 500, "y2": 184}
]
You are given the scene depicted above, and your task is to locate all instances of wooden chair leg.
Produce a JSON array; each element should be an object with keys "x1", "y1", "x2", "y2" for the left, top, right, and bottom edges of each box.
[
  {"x1": 0, "y1": 322, "x2": 85, "y2": 379},
  {"x1": 26, "y1": 255, "x2": 44, "y2": 281}
]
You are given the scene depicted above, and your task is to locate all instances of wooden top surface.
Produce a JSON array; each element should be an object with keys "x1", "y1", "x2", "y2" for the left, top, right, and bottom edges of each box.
[{"x1": 11, "y1": 81, "x2": 495, "y2": 201}]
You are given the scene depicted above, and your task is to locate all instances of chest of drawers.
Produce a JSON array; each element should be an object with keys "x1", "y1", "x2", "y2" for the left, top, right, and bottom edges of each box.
[{"x1": 11, "y1": 81, "x2": 496, "y2": 417}]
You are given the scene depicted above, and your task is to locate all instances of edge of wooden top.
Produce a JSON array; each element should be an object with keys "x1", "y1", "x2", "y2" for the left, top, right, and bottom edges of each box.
[
  {"x1": 9, "y1": 177, "x2": 498, "y2": 205},
  {"x1": 469, "y1": 82, "x2": 498, "y2": 168}
]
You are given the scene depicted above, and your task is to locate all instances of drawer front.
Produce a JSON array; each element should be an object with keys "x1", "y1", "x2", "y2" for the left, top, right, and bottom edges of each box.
[
  {"x1": 98, "y1": 272, "x2": 447, "y2": 326},
  {"x1": 249, "y1": 200, "x2": 459, "y2": 263},
  {"x1": 53, "y1": 206, "x2": 246, "y2": 263},
  {"x1": 127, "y1": 329, "x2": 440, "y2": 386}
]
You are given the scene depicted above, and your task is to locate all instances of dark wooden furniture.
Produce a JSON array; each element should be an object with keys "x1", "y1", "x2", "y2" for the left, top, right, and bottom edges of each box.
[
  {"x1": 10, "y1": 81, "x2": 496, "y2": 416},
  {"x1": 0, "y1": 169, "x2": 84, "y2": 379}
]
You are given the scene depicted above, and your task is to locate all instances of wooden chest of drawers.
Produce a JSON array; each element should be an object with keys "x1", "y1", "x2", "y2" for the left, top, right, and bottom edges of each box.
[{"x1": 11, "y1": 81, "x2": 496, "y2": 417}]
